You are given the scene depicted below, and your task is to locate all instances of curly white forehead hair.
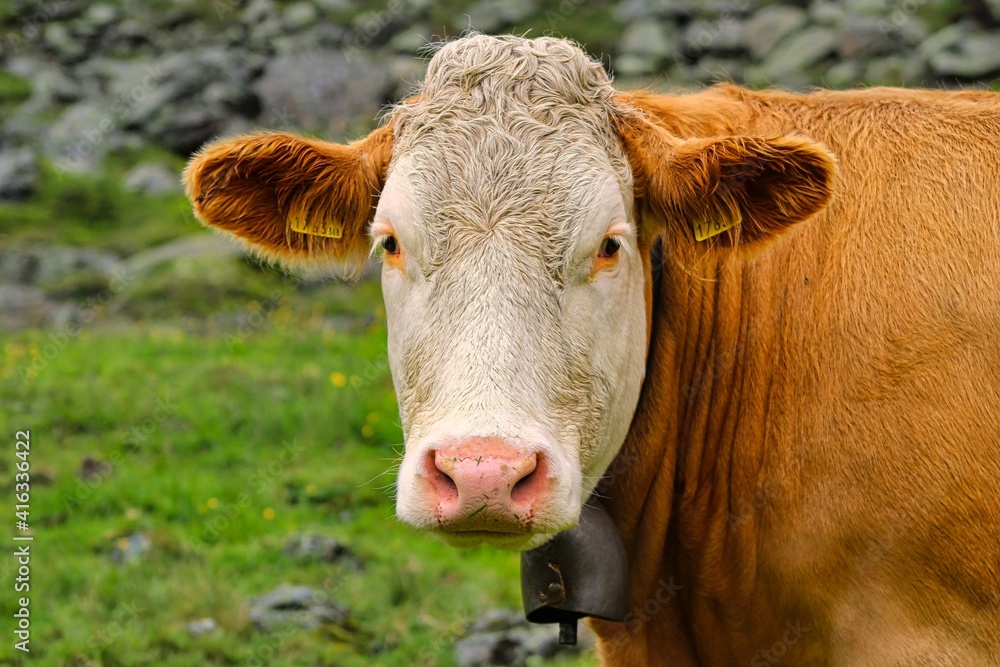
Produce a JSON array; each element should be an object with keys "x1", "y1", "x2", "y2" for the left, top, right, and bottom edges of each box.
[{"x1": 386, "y1": 34, "x2": 635, "y2": 276}]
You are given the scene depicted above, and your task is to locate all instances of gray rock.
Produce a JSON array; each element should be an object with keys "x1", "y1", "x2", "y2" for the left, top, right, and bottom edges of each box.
[
  {"x1": 836, "y1": 16, "x2": 896, "y2": 59},
  {"x1": 616, "y1": 0, "x2": 695, "y2": 21},
  {"x1": 243, "y1": 0, "x2": 277, "y2": 24},
  {"x1": 283, "y1": 2, "x2": 318, "y2": 30},
  {"x1": 0, "y1": 285, "x2": 76, "y2": 332},
  {"x1": 470, "y1": 609, "x2": 526, "y2": 633},
  {"x1": 79, "y1": 456, "x2": 114, "y2": 482},
  {"x1": 122, "y1": 234, "x2": 243, "y2": 278},
  {"x1": 744, "y1": 6, "x2": 807, "y2": 61},
  {"x1": 254, "y1": 49, "x2": 391, "y2": 137},
  {"x1": 3, "y1": 56, "x2": 83, "y2": 120},
  {"x1": 864, "y1": 54, "x2": 926, "y2": 86},
  {"x1": 454, "y1": 608, "x2": 595, "y2": 667},
  {"x1": 987, "y1": 0, "x2": 1000, "y2": 22},
  {"x1": 43, "y1": 22, "x2": 88, "y2": 63},
  {"x1": 249, "y1": 584, "x2": 350, "y2": 632},
  {"x1": 101, "y1": 47, "x2": 263, "y2": 153},
  {"x1": 0, "y1": 246, "x2": 123, "y2": 287},
  {"x1": 350, "y1": 9, "x2": 402, "y2": 50},
  {"x1": 83, "y1": 4, "x2": 119, "y2": 28},
  {"x1": 842, "y1": 0, "x2": 892, "y2": 16},
  {"x1": 683, "y1": 55, "x2": 747, "y2": 83},
  {"x1": 825, "y1": 59, "x2": 864, "y2": 88},
  {"x1": 253, "y1": 584, "x2": 320, "y2": 610},
  {"x1": 389, "y1": 25, "x2": 432, "y2": 54},
  {"x1": 284, "y1": 533, "x2": 361, "y2": 567},
  {"x1": 455, "y1": 632, "x2": 529, "y2": 667},
  {"x1": 186, "y1": 618, "x2": 219, "y2": 636},
  {"x1": 43, "y1": 102, "x2": 121, "y2": 173},
  {"x1": 271, "y1": 22, "x2": 349, "y2": 55},
  {"x1": 245, "y1": 16, "x2": 285, "y2": 50},
  {"x1": 457, "y1": 0, "x2": 536, "y2": 33},
  {"x1": 900, "y1": 18, "x2": 931, "y2": 48},
  {"x1": 612, "y1": 53, "x2": 662, "y2": 77},
  {"x1": 390, "y1": 55, "x2": 429, "y2": 98},
  {"x1": 755, "y1": 26, "x2": 837, "y2": 82},
  {"x1": 314, "y1": 0, "x2": 354, "y2": 9},
  {"x1": 927, "y1": 31, "x2": 1000, "y2": 78},
  {"x1": 917, "y1": 24, "x2": 966, "y2": 62},
  {"x1": 692, "y1": 0, "x2": 761, "y2": 18},
  {"x1": 108, "y1": 18, "x2": 153, "y2": 51},
  {"x1": 0, "y1": 147, "x2": 38, "y2": 201},
  {"x1": 123, "y1": 163, "x2": 179, "y2": 195},
  {"x1": 808, "y1": 0, "x2": 844, "y2": 26},
  {"x1": 619, "y1": 21, "x2": 676, "y2": 59},
  {"x1": 110, "y1": 533, "x2": 152, "y2": 564},
  {"x1": 683, "y1": 18, "x2": 746, "y2": 57}
]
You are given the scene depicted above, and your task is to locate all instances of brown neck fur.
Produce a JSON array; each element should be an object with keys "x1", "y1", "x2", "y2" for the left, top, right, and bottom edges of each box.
[{"x1": 592, "y1": 85, "x2": 1000, "y2": 665}]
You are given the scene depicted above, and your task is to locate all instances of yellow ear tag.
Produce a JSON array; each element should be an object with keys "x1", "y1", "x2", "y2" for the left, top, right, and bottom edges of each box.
[
  {"x1": 693, "y1": 213, "x2": 739, "y2": 242},
  {"x1": 289, "y1": 215, "x2": 343, "y2": 239}
]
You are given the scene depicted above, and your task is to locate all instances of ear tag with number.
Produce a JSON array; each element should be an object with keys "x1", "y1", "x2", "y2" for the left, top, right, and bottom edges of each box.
[
  {"x1": 290, "y1": 215, "x2": 343, "y2": 239},
  {"x1": 693, "y1": 212, "x2": 740, "y2": 242}
]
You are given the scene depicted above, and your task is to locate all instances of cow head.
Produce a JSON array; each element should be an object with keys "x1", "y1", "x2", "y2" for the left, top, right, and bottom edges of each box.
[{"x1": 184, "y1": 35, "x2": 834, "y2": 551}]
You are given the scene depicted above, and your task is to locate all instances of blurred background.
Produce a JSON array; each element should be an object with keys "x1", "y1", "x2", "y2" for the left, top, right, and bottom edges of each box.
[{"x1": 1, "y1": 0, "x2": 999, "y2": 665}]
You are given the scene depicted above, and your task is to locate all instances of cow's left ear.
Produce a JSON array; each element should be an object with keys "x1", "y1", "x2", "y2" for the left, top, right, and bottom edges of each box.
[
  {"x1": 183, "y1": 124, "x2": 394, "y2": 270},
  {"x1": 616, "y1": 115, "x2": 836, "y2": 247}
]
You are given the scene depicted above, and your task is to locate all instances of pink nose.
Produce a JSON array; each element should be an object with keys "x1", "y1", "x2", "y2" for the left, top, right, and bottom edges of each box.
[{"x1": 421, "y1": 438, "x2": 549, "y2": 530}]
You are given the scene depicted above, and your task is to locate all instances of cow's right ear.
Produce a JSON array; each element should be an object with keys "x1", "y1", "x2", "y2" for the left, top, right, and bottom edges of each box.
[{"x1": 182, "y1": 125, "x2": 394, "y2": 269}]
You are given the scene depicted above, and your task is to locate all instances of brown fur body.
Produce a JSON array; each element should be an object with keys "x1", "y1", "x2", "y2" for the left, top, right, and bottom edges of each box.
[{"x1": 593, "y1": 85, "x2": 1000, "y2": 666}]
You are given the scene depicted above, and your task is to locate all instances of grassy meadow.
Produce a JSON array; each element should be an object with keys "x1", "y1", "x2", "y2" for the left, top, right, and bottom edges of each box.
[{"x1": 0, "y1": 166, "x2": 596, "y2": 666}]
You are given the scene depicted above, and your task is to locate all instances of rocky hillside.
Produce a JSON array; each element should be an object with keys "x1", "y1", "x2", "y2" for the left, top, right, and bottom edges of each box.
[
  {"x1": 2, "y1": 0, "x2": 1000, "y2": 332},
  {"x1": 1, "y1": 0, "x2": 1000, "y2": 203}
]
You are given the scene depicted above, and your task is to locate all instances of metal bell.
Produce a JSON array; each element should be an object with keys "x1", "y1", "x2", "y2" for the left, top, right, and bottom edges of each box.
[{"x1": 520, "y1": 496, "x2": 629, "y2": 644}]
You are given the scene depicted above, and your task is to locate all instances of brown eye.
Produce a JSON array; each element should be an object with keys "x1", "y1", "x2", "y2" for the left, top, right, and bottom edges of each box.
[
  {"x1": 381, "y1": 235, "x2": 399, "y2": 255},
  {"x1": 599, "y1": 237, "x2": 621, "y2": 258}
]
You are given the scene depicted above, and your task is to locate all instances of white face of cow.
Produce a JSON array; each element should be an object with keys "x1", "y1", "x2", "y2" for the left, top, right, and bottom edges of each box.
[
  {"x1": 378, "y1": 36, "x2": 648, "y2": 550},
  {"x1": 184, "y1": 34, "x2": 837, "y2": 553}
]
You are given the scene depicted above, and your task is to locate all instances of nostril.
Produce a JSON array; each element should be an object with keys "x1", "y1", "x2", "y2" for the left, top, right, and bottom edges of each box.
[
  {"x1": 435, "y1": 467, "x2": 458, "y2": 496},
  {"x1": 510, "y1": 452, "x2": 544, "y2": 504},
  {"x1": 425, "y1": 450, "x2": 459, "y2": 502}
]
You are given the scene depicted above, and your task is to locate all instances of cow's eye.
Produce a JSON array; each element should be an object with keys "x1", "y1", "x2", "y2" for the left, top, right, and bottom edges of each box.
[
  {"x1": 381, "y1": 235, "x2": 399, "y2": 255},
  {"x1": 598, "y1": 237, "x2": 621, "y2": 258}
]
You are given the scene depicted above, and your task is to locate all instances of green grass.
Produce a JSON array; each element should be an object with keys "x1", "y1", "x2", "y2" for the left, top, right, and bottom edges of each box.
[
  {"x1": 0, "y1": 306, "x2": 597, "y2": 666},
  {"x1": 0, "y1": 163, "x2": 190, "y2": 256},
  {"x1": 0, "y1": 70, "x2": 31, "y2": 106}
]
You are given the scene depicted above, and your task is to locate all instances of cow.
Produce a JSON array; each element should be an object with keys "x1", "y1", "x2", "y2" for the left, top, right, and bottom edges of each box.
[{"x1": 183, "y1": 34, "x2": 1000, "y2": 666}]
